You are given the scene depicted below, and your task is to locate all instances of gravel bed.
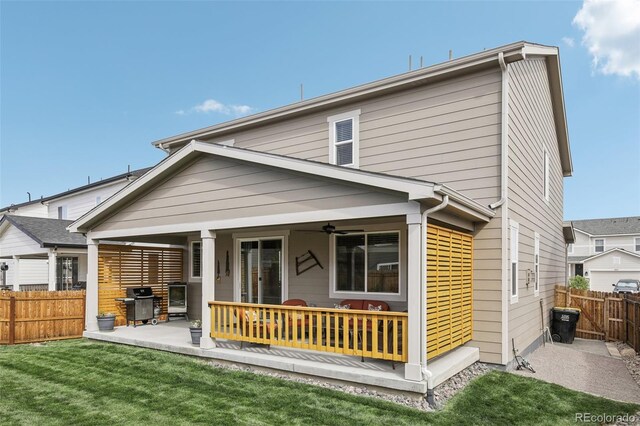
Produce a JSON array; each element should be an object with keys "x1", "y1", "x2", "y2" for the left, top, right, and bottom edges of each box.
[
  {"x1": 202, "y1": 358, "x2": 491, "y2": 412},
  {"x1": 432, "y1": 362, "x2": 491, "y2": 408},
  {"x1": 616, "y1": 342, "x2": 640, "y2": 387}
]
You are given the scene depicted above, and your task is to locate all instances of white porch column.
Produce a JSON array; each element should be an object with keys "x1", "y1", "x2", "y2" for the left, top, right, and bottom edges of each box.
[
  {"x1": 85, "y1": 239, "x2": 99, "y2": 332},
  {"x1": 405, "y1": 213, "x2": 423, "y2": 381},
  {"x1": 48, "y1": 251, "x2": 57, "y2": 291},
  {"x1": 200, "y1": 230, "x2": 216, "y2": 349},
  {"x1": 12, "y1": 256, "x2": 20, "y2": 291}
]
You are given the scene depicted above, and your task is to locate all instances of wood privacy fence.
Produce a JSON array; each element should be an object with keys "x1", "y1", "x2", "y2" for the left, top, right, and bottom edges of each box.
[
  {"x1": 554, "y1": 285, "x2": 640, "y2": 353},
  {"x1": 0, "y1": 290, "x2": 85, "y2": 345}
]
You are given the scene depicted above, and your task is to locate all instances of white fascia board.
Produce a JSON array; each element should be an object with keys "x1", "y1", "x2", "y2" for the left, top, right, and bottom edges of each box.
[
  {"x1": 152, "y1": 42, "x2": 533, "y2": 149},
  {"x1": 87, "y1": 202, "x2": 420, "y2": 240},
  {"x1": 193, "y1": 141, "x2": 436, "y2": 199},
  {"x1": 584, "y1": 248, "x2": 640, "y2": 262},
  {"x1": 68, "y1": 143, "x2": 198, "y2": 233},
  {"x1": 573, "y1": 228, "x2": 593, "y2": 237}
]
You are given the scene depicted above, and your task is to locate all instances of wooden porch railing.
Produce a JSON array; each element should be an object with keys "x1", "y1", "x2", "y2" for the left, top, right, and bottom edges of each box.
[{"x1": 209, "y1": 301, "x2": 408, "y2": 362}]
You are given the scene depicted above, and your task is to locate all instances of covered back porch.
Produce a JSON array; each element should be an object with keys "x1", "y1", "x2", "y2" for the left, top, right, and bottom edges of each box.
[{"x1": 71, "y1": 142, "x2": 493, "y2": 389}]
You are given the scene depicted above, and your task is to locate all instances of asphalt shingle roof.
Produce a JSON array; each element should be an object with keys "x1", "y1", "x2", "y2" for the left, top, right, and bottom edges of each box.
[
  {"x1": 568, "y1": 217, "x2": 640, "y2": 236},
  {"x1": 1, "y1": 215, "x2": 86, "y2": 248}
]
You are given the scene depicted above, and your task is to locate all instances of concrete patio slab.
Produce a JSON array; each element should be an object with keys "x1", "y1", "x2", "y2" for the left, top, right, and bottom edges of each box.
[{"x1": 513, "y1": 339, "x2": 640, "y2": 404}]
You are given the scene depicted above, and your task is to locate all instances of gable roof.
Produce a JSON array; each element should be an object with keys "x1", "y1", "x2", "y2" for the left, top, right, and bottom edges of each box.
[
  {"x1": 569, "y1": 217, "x2": 640, "y2": 236},
  {"x1": 0, "y1": 215, "x2": 86, "y2": 248},
  {"x1": 151, "y1": 41, "x2": 572, "y2": 177},
  {"x1": 570, "y1": 248, "x2": 640, "y2": 264},
  {"x1": 69, "y1": 141, "x2": 494, "y2": 234},
  {"x1": 0, "y1": 167, "x2": 152, "y2": 213}
]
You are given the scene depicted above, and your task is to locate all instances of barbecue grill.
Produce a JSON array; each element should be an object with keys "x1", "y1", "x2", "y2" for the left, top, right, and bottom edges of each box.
[{"x1": 116, "y1": 287, "x2": 162, "y2": 327}]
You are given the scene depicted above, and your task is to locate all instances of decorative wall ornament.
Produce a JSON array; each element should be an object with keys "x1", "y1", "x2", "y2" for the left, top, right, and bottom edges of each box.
[
  {"x1": 225, "y1": 251, "x2": 230, "y2": 276},
  {"x1": 295, "y1": 250, "x2": 323, "y2": 276}
]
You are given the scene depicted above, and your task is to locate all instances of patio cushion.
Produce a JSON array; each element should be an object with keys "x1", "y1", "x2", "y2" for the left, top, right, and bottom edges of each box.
[{"x1": 338, "y1": 300, "x2": 390, "y2": 311}]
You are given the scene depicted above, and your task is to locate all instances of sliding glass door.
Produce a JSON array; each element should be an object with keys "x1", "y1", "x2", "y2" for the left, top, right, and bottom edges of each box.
[{"x1": 239, "y1": 238, "x2": 283, "y2": 305}]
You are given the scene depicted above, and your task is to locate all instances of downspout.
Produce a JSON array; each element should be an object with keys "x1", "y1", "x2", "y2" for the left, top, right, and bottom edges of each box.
[
  {"x1": 422, "y1": 194, "x2": 449, "y2": 405},
  {"x1": 490, "y1": 52, "x2": 511, "y2": 364},
  {"x1": 490, "y1": 52, "x2": 509, "y2": 210}
]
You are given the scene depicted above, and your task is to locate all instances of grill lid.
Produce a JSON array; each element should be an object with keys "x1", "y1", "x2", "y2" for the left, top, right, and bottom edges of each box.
[{"x1": 127, "y1": 287, "x2": 154, "y2": 298}]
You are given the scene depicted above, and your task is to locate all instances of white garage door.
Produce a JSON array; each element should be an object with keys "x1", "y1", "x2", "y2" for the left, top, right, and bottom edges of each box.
[{"x1": 588, "y1": 270, "x2": 640, "y2": 292}]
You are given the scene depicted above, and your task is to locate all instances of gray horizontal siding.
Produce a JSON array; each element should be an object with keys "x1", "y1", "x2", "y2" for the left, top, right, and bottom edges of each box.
[
  {"x1": 507, "y1": 58, "x2": 566, "y2": 360},
  {"x1": 95, "y1": 155, "x2": 407, "y2": 232}
]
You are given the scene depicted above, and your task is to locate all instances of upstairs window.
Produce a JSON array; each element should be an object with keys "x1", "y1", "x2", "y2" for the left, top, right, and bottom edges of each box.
[
  {"x1": 328, "y1": 110, "x2": 360, "y2": 168},
  {"x1": 543, "y1": 148, "x2": 550, "y2": 202},
  {"x1": 57, "y1": 206, "x2": 67, "y2": 219},
  {"x1": 594, "y1": 239, "x2": 605, "y2": 253},
  {"x1": 635, "y1": 237, "x2": 640, "y2": 252},
  {"x1": 568, "y1": 243, "x2": 574, "y2": 254}
]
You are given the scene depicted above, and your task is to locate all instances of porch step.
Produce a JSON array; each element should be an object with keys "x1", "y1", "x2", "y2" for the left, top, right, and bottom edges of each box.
[{"x1": 427, "y1": 345, "x2": 480, "y2": 388}]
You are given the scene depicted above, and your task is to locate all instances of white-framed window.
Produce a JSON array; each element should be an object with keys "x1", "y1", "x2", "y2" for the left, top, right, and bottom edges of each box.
[
  {"x1": 594, "y1": 238, "x2": 605, "y2": 253},
  {"x1": 635, "y1": 237, "x2": 640, "y2": 252},
  {"x1": 190, "y1": 241, "x2": 202, "y2": 279},
  {"x1": 543, "y1": 148, "x2": 550, "y2": 202},
  {"x1": 328, "y1": 109, "x2": 360, "y2": 168},
  {"x1": 534, "y1": 232, "x2": 540, "y2": 296},
  {"x1": 510, "y1": 220, "x2": 519, "y2": 303},
  {"x1": 331, "y1": 230, "x2": 400, "y2": 297},
  {"x1": 57, "y1": 206, "x2": 67, "y2": 220},
  {"x1": 568, "y1": 243, "x2": 574, "y2": 255}
]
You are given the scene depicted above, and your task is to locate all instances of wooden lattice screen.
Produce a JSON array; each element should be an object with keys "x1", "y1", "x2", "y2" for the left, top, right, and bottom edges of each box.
[
  {"x1": 98, "y1": 244, "x2": 183, "y2": 326},
  {"x1": 426, "y1": 224, "x2": 473, "y2": 359}
]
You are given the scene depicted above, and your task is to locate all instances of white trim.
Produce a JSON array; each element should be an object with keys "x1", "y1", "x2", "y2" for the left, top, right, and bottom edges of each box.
[
  {"x1": 86, "y1": 202, "x2": 420, "y2": 240},
  {"x1": 635, "y1": 237, "x2": 640, "y2": 253},
  {"x1": 572, "y1": 228, "x2": 640, "y2": 238},
  {"x1": 216, "y1": 139, "x2": 235, "y2": 147},
  {"x1": 328, "y1": 229, "x2": 406, "y2": 302},
  {"x1": 328, "y1": 109, "x2": 361, "y2": 168},
  {"x1": 151, "y1": 43, "x2": 555, "y2": 149},
  {"x1": 231, "y1": 230, "x2": 290, "y2": 239},
  {"x1": 588, "y1": 268, "x2": 640, "y2": 272},
  {"x1": 233, "y1": 235, "x2": 288, "y2": 304},
  {"x1": 582, "y1": 247, "x2": 640, "y2": 262},
  {"x1": 509, "y1": 219, "x2": 519, "y2": 304},
  {"x1": 190, "y1": 241, "x2": 202, "y2": 280},
  {"x1": 534, "y1": 232, "x2": 540, "y2": 297},
  {"x1": 594, "y1": 238, "x2": 605, "y2": 254},
  {"x1": 568, "y1": 243, "x2": 574, "y2": 255}
]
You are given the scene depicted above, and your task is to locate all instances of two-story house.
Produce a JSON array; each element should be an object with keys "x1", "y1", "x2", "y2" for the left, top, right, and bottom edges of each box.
[
  {"x1": 70, "y1": 41, "x2": 573, "y2": 396},
  {"x1": 566, "y1": 216, "x2": 640, "y2": 291},
  {"x1": 0, "y1": 167, "x2": 150, "y2": 290}
]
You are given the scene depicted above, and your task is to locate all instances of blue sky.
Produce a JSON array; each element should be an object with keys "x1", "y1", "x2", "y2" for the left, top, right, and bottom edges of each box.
[{"x1": 1, "y1": 1, "x2": 638, "y2": 219}]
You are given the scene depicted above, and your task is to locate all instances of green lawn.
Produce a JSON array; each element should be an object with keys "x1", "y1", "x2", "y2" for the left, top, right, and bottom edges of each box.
[{"x1": 0, "y1": 340, "x2": 636, "y2": 425}]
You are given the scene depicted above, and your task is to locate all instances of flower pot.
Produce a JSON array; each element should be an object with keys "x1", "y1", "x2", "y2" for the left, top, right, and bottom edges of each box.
[
  {"x1": 97, "y1": 314, "x2": 116, "y2": 332},
  {"x1": 190, "y1": 327, "x2": 202, "y2": 345}
]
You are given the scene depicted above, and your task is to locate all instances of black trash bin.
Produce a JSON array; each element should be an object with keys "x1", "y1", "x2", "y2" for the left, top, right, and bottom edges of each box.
[{"x1": 551, "y1": 307, "x2": 580, "y2": 344}]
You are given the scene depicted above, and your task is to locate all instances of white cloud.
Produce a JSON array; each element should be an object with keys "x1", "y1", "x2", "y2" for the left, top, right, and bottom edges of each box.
[
  {"x1": 573, "y1": 0, "x2": 640, "y2": 79},
  {"x1": 562, "y1": 37, "x2": 575, "y2": 48},
  {"x1": 176, "y1": 99, "x2": 254, "y2": 116}
]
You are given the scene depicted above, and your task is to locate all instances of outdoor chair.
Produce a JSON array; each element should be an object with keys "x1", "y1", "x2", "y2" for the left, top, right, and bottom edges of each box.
[{"x1": 235, "y1": 307, "x2": 278, "y2": 349}]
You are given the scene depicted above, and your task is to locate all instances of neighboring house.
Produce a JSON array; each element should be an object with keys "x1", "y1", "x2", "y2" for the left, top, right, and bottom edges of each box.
[
  {"x1": 565, "y1": 217, "x2": 640, "y2": 291},
  {"x1": 0, "y1": 168, "x2": 150, "y2": 290},
  {"x1": 70, "y1": 41, "x2": 573, "y2": 389}
]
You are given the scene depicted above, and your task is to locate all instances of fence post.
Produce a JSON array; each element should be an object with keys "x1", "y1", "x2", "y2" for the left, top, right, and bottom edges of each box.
[
  {"x1": 9, "y1": 295, "x2": 16, "y2": 345},
  {"x1": 604, "y1": 294, "x2": 610, "y2": 341},
  {"x1": 623, "y1": 295, "x2": 628, "y2": 343},
  {"x1": 566, "y1": 287, "x2": 571, "y2": 307}
]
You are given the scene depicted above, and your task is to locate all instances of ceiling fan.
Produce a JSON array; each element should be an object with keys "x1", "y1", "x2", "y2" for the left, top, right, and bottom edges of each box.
[{"x1": 298, "y1": 222, "x2": 364, "y2": 235}]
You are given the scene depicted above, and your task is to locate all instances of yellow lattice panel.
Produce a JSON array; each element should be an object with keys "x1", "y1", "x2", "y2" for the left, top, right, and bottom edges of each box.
[{"x1": 426, "y1": 224, "x2": 473, "y2": 360}]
